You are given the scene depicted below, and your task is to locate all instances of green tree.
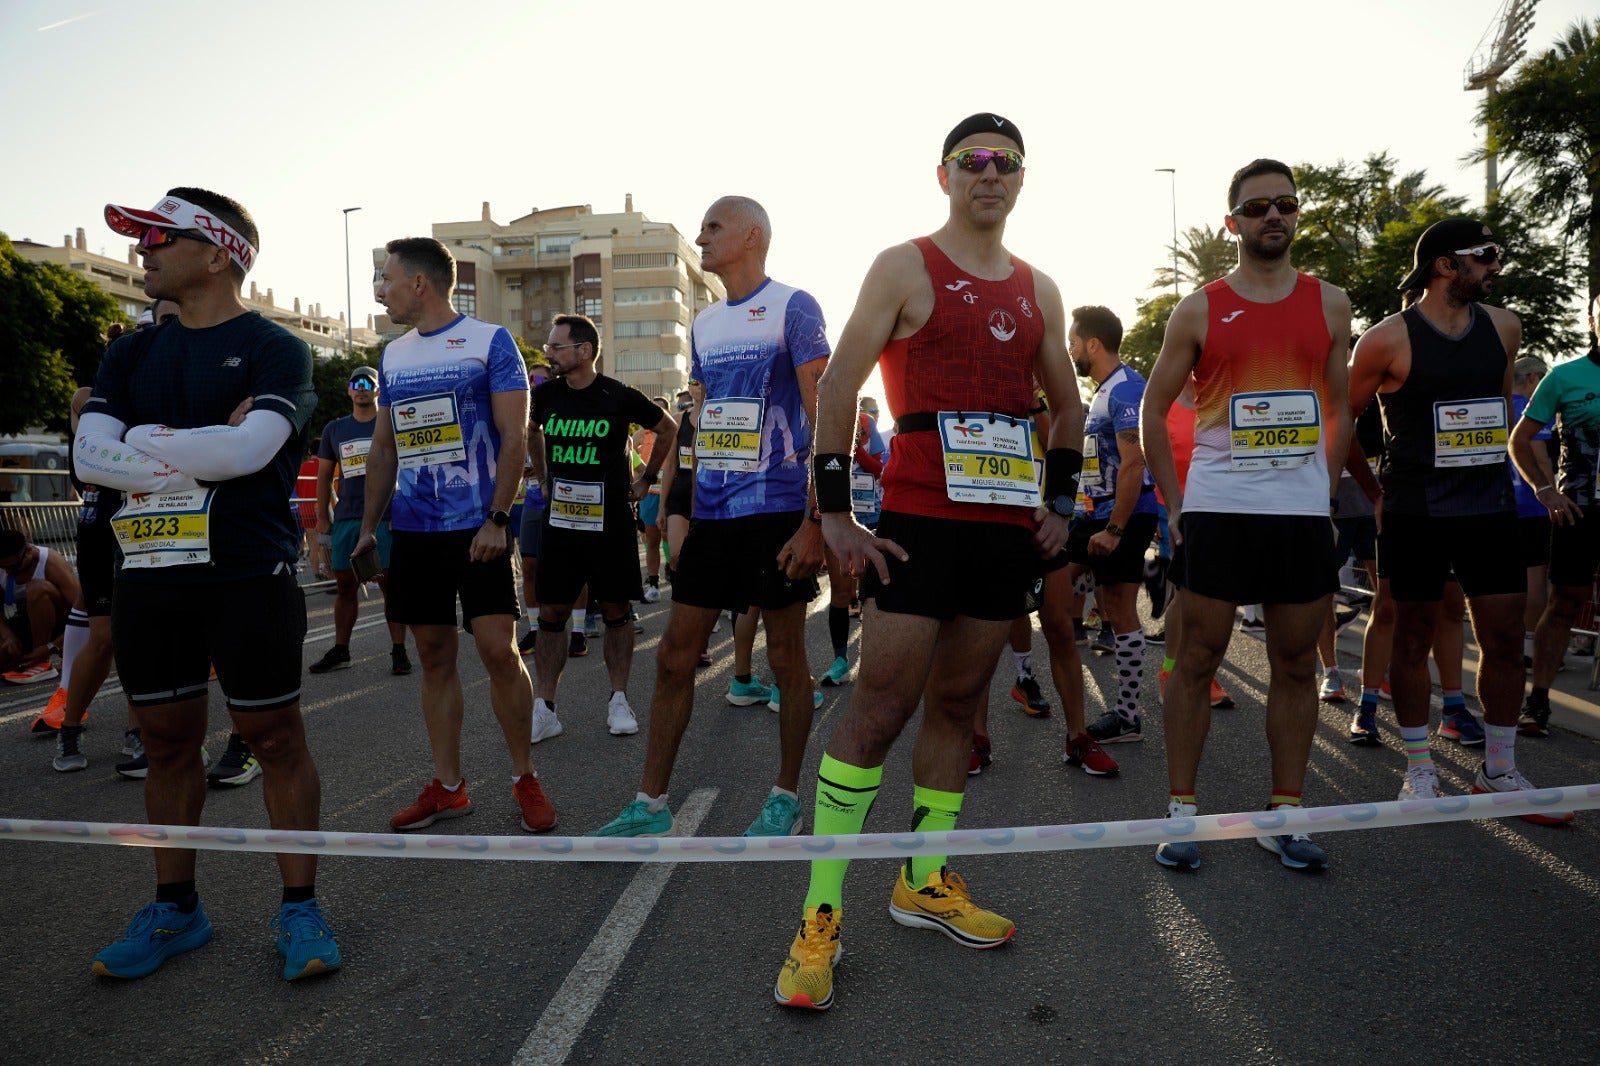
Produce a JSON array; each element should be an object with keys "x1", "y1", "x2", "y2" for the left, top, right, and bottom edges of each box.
[
  {"x1": 1119, "y1": 292, "x2": 1178, "y2": 378},
  {"x1": 1151, "y1": 225, "x2": 1234, "y2": 293},
  {"x1": 1476, "y1": 18, "x2": 1599, "y2": 299},
  {"x1": 307, "y1": 347, "x2": 384, "y2": 445},
  {"x1": 0, "y1": 233, "x2": 128, "y2": 434}
]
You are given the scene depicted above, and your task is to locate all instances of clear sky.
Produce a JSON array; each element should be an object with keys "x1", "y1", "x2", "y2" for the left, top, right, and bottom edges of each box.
[{"x1": 4, "y1": 0, "x2": 1593, "y2": 396}]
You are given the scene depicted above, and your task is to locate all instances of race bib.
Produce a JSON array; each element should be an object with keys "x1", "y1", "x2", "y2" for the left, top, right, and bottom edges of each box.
[
  {"x1": 111, "y1": 488, "x2": 215, "y2": 569},
  {"x1": 938, "y1": 412, "x2": 1040, "y2": 508},
  {"x1": 851, "y1": 471, "x2": 877, "y2": 514},
  {"x1": 392, "y1": 393, "x2": 466, "y2": 471},
  {"x1": 549, "y1": 479, "x2": 604, "y2": 532},
  {"x1": 1080, "y1": 436, "x2": 1102, "y2": 489},
  {"x1": 339, "y1": 436, "x2": 372, "y2": 480},
  {"x1": 1229, "y1": 390, "x2": 1321, "y2": 471},
  {"x1": 695, "y1": 398, "x2": 765, "y2": 472},
  {"x1": 677, "y1": 445, "x2": 695, "y2": 472},
  {"x1": 1433, "y1": 398, "x2": 1508, "y2": 468}
]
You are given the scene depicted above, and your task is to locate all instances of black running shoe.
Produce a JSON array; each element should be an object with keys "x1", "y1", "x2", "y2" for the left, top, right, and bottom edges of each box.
[
  {"x1": 391, "y1": 647, "x2": 412, "y2": 676},
  {"x1": 1518, "y1": 697, "x2": 1551, "y2": 738},
  {"x1": 517, "y1": 630, "x2": 538, "y2": 656},
  {"x1": 568, "y1": 631, "x2": 588, "y2": 658},
  {"x1": 1087, "y1": 711, "x2": 1142, "y2": 743},
  {"x1": 308, "y1": 646, "x2": 351, "y2": 675},
  {"x1": 208, "y1": 734, "x2": 261, "y2": 788}
]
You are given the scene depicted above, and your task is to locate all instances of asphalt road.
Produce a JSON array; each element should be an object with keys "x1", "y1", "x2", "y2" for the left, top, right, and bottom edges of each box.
[{"x1": 1, "y1": 579, "x2": 1596, "y2": 1065}]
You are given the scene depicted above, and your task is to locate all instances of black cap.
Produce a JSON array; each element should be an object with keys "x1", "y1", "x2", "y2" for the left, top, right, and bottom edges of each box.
[
  {"x1": 1397, "y1": 218, "x2": 1498, "y2": 291},
  {"x1": 942, "y1": 113, "x2": 1025, "y2": 159}
]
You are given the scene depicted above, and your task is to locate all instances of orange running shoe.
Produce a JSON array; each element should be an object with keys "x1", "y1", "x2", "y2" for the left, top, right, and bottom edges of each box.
[
  {"x1": 29, "y1": 687, "x2": 73, "y2": 733},
  {"x1": 390, "y1": 779, "x2": 473, "y2": 831},
  {"x1": 513, "y1": 774, "x2": 557, "y2": 833},
  {"x1": 1209, "y1": 678, "x2": 1235, "y2": 709}
]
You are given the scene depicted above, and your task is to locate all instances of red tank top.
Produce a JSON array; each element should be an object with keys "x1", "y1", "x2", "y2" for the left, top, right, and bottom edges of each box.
[{"x1": 880, "y1": 237, "x2": 1044, "y2": 526}]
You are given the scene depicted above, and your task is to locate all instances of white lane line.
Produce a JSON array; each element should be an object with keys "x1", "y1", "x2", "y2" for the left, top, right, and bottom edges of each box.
[{"x1": 511, "y1": 787, "x2": 717, "y2": 1066}]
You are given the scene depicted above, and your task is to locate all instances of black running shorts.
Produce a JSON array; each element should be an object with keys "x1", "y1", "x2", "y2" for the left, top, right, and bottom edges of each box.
[
  {"x1": 1516, "y1": 515, "x2": 1551, "y2": 570},
  {"x1": 385, "y1": 527, "x2": 520, "y2": 632},
  {"x1": 1548, "y1": 507, "x2": 1600, "y2": 589},
  {"x1": 535, "y1": 519, "x2": 645, "y2": 607},
  {"x1": 114, "y1": 570, "x2": 306, "y2": 712},
  {"x1": 862, "y1": 510, "x2": 1039, "y2": 622},
  {"x1": 1063, "y1": 512, "x2": 1159, "y2": 586},
  {"x1": 672, "y1": 510, "x2": 819, "y2": 614},
  {"x1": 1172, "y1": 512, "x2": 1338, "y2": 606},
  {"x1": 1377, "y1": 510, "x2": 1523, "y2": 602},
  {"x1": 75, "y1": 512, "x2": 118, "y2": 618}
]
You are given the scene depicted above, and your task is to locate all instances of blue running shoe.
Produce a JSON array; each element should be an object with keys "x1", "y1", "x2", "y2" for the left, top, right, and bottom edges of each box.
[
  {"x1": 272, "y1": 899, "x2": 342, "y2": 980},
  {"x1": 590, "y1": 798, "x2": 674, "y2": 837},
  {"x1": 1257, "y1": 831, "x2": 1329, "y2": 871},
  {"x1": 768, "y1": 684, "x2": 824, "y2": 712},
  {"x1": 1154, "y1": 800, "x2": 1200, "y2": 870},
  {"x1": 1348, "y1": 705, "x2": 1380, "y2": 746},
  {"x1": 92, "y1": 900, "x2": 213, "y2": 978},
  {"x1": 819, "y1": 656, "x2": 852, "y2": 687},
  {"x1": 1438, "y1": 708, "x2": 1485, "y2": 746},
  {"x1": 726, "y1": 677, "x2": 774, "y2": 707},
  {"x1": 745, "y1": 791, "x2": 803, "y2": 836}
]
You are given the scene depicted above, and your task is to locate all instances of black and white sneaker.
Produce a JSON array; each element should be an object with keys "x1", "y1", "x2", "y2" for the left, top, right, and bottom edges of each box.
[
  {"x1": 207, "y1": 733, "x2": 262, "y2": 788},
  {"x1": 116, "y1": 729, "x2": 148, "y2": 779},
  {"x1": 53, "y1": 727, "x2": 88, "y2": 772},
  {"x1": 308, "y1": 646, "x2": 351, "y2": 675},
  {"x1": 1087, "y1": 711, "x2": 1142, "y2": 743}
]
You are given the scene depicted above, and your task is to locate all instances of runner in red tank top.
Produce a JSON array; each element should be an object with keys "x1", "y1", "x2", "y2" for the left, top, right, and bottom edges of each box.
[
  {"x1": 772, "y1": 113, "x2": 1084, "y2": 1012},
  {"x1": 1141, "y1": 158, "x2": 1352, "y2": 875}
]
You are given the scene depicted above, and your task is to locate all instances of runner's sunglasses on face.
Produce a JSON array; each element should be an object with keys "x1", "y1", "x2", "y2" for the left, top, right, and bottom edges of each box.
[
  {"x1": 349, "y1": 377, "x2": 376, "y2": 391},
  {"x1": 942, "y1": 147, "x2": 1024, "y2": 175},
  {"x1": 1454, "y1": 243, "x2": 1502, "y2": 265},
  {"x1": 1231, "y1": 196, "x2": 1300, "y2": 219},
  {"x1": 137, "y1": 225, "x2": 215, "y2": 251}
]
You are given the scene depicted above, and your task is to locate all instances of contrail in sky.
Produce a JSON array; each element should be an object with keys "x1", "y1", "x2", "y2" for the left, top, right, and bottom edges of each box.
[{"x1": 37, "y1": 10, "x2": 101, "y2": 32}]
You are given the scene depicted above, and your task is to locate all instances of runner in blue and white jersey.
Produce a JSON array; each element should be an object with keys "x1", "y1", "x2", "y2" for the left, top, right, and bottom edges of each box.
[
  {"x1": 592, "y1": 196, "x2": 830, "y2": 840},
  {"x1": 358, "y1": 237, "x2": 554, "y2": 837}
]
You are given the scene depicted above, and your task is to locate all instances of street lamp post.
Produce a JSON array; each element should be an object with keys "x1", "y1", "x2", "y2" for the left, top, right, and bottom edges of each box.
[
  {"x1": 1155, "y1": 168, "x2": 1178, "y2": 299},
  {"x1": 342, "y1": 207, "x2": 362, "y2": 354}
]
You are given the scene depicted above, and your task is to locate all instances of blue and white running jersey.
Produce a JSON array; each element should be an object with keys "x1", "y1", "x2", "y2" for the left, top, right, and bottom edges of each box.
[
  {"x1": 690, "y1": 278, "x2": 830, "y2": 520},
  {"x1": 1083, "y1": 363, "x2": 1157, "y2": 521},
  {"x1": 377, "y1": 314, "x2": 529, "y2": 533}
]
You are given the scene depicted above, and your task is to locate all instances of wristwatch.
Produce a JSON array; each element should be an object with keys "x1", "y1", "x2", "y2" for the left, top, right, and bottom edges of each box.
[
  {"x1": 488, "y1": 509, "x2": 511, "y2": 527},
  {"x1": 1048, "y1": 495, "x2": 1075, "y2": 518},
  {"x1": 1105, "y1": 521, "x2": 1124, "y2": 537}
]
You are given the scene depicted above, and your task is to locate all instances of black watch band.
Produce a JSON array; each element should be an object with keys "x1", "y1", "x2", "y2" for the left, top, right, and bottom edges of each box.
[{"x1": 488, "y1": 509, "x2": 511, "y2": 527}]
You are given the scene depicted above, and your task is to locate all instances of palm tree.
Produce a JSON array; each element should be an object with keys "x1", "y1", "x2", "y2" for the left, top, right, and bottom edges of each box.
[
  {"x1": 1151, "y1": 225, "x2": 1234, "y2": 293},
  {"x1": 1476, "y1": 18, "x2": 1599, "y2": 298}
]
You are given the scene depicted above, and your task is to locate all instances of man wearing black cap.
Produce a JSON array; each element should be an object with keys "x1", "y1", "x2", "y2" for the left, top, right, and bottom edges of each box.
[
  {"x1": 1510, "y1": 291, "x2": 1600, "y2": 738},
  {"x1": 1346, "y1": 218, "x2": 1570, "y2": 823},
  {"x1": 308, "y1": 364, "x2": 411, "y2": 676},
  {"x1": 75, "y1": 187, "x2": 341, "y2": 979},
  {"x1": 775, "y1": 113, "x2": 1083, "y2": 1011}
]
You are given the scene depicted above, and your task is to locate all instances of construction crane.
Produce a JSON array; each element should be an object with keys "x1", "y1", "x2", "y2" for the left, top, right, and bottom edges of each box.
[{"x1": 1465, "y1": 0, "x2": 1539, "y2": 204}]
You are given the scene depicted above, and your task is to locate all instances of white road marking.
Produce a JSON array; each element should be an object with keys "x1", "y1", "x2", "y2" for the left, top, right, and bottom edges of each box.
[{"x1": 511, "y1": 787, "x2": 717, "y2": 1066}]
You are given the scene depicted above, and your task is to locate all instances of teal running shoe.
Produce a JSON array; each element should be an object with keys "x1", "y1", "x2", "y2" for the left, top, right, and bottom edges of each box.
[
  {"x1": 92, "y1": 900, "x2": 213, "y2": 978},
  {"x1": 745, "y1": 791, "x2": 803, "y2": 837},
  {"x1": 590, "y1": 798, "x2": 674, "y2": 837},
  {"x1": 819, "y1": 656, "x2": 852, "y2": 687},
  {"x1": 726, "y1": 676, "x2": 774, "y2": 707},
  {"x1": 768, "y1": 685, "x2": 823, "y2": 711},
  {"x1": 272, "y1": 898, "x2": 342, "y2": 980}
]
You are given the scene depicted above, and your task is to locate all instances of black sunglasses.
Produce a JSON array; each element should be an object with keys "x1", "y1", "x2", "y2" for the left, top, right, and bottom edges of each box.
[{"x1": 1231, "y1": 196, "x2": 1301, "y2": 219}]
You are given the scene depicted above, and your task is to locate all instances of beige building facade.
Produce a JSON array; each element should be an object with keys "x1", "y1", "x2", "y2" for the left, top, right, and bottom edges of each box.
[
  {"x1": 13, "y1": 228, "x2": 379, "y2": 359},
  {"x1": 378, "y1": 197, "x2": 723, "y2": 397}
]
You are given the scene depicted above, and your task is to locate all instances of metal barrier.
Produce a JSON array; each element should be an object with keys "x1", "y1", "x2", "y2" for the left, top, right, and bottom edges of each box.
[{"x1": 0, "y1": 470, "x2": 78, "y2": 566}]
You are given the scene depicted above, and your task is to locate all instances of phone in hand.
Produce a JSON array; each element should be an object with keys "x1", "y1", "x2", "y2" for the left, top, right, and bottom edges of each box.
[{"x1": 350, "y1": 546, "x2": 381, "y2": 584}]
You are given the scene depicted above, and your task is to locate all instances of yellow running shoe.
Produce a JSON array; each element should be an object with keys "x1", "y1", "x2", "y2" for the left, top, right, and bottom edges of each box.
[
  {"x1": 773, "y1": 904, "x2": 842, "y2": 1010},
  {"x1": 889, "y1": 868, "x2": 1015, "y2": 948}
]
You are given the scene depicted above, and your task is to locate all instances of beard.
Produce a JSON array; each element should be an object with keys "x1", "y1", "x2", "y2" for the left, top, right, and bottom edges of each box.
[
  {"x1": 1446, "y1": 271, "x2": 1492, "y2": 305},
  {"x1": 1240, "y1": 226, "x2": 1292, "y2": 262}
]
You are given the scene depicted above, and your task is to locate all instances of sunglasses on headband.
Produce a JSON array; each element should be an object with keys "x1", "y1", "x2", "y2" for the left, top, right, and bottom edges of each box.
[
  {"x1": 1453, "y1": 243, "x2": 1503, "y2": 265},
  {"x1": 1231, "y1": 196, "x2": 1300, "y2": 219},
  {"x1": 942, "y1": 147, "x2": 1025, "y2": 175},
  {"x1": 136, "y1": 225, "x2": 215, "y2": 251}
]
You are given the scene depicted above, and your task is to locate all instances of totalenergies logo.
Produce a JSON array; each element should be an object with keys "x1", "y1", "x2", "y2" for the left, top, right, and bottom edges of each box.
[
  {"x1": 706, "y1": 406, "x2": 723, "y2": 418},
  {"x1": 1443, "y1": 408, "x2": 1469, "y2": 422},
  {"x1": 1241, "y1": 400, "x2": 1271, "y2": 416},
  {"x1": 952, "y1": 423, "x2": 984, "y2": 440},
  {"x1": 747, "y1": 306, "x2": 766, "y2": 321},
  {"x1": 398, "y1": 406, "x2": 417, "y2": 421}
]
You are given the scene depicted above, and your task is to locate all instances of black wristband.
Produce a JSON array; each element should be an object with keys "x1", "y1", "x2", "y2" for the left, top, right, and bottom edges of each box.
[
  {"x1": 814, "y1": 452, "x2": 852, "y2": 512},
  {"x1": 1043, "y1": 448, "x2": 1084, "y2": 501}
]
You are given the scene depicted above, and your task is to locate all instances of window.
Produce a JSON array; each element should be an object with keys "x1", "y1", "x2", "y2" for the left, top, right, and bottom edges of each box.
[
  {"x1": 452, "y1": 293, "x2": 477, "y2": 316},
  {"x1": 613, "y1": 320, "x2": 685, "y2": 339},
  {"x1": 614, "y1": 286, "x2": 682, "y2": 305},
  {"x1": 613, "y1": 252, "x2": 678, "y2": 270},
  {"x1": 540, "y1": 235, "x2": 577, "y2": 255},
  {"x1": 580, "y1": 297, "x2": 603, "y2": 317},
  {"x1": 617, "y1": 351, "x2": 663, "y2": 372}
]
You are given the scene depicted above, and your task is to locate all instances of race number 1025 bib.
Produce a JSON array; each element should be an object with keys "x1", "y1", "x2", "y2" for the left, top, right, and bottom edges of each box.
[
  {"x1": 1433, "y1": 398, "x2": 1508, "y2": 468},
  {"x1": 1229, "y1": 390, "x2": 1321, "y2": 471},
  {"x1": 549, "y1": 479, "x2": 604, "y2": 532},
  {"x1": 392, "y1": 393, "x2": 466, "y2": 471},
  {"x1": 938, "y1": 412, "x2": 1040, "y2": 508},
  {"x1": 111, "y1": 488, "x2": 215, "y2": 569},
  {"x1": 695, "y1": 398, "x2": 764, "y2": 472},
  {"x1": 339, "y1": 436, "x2": 372, "y2": 480}
]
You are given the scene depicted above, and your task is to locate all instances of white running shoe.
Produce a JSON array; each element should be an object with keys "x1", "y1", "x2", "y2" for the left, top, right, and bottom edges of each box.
[
  {"x1": 1398, "y1": 764, "x2": 1440, "y2": 800},
  {"x1": 531, "y1": 699, "x2": 564, "y2": 744},
  {"x1": 643, "y1": 585, "x2": 661, "y2": 603},
  {"x1": 607, "y1": 692, "x2": 639, "y2": 736}
]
